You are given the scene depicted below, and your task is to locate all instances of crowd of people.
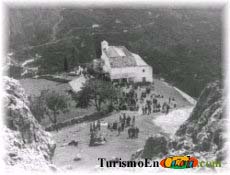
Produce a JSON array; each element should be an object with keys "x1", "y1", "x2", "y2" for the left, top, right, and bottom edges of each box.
[
  {"x1": 89, "y1": 113, "x2": 141, "y2": 146},
  {"x1": 119, "y1": 84, "x2": 178, "y2": 115},
  {"x1": 108, "y1": 81, "x2": 178, "y2": 116},
  {"x1": 107, "y1": 113, "x2": 137, "y2": 136},
  {"x1": 88, "y1": 82, "x2": 179, "y2": 146},
  {"x1": 141, "y1": 96, "x2": 177, "y2": 115}
]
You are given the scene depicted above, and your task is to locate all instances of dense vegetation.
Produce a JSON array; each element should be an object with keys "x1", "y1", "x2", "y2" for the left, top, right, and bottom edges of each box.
[{"x1": 8, "y1": 7, "x2": 223, "y2": 97}]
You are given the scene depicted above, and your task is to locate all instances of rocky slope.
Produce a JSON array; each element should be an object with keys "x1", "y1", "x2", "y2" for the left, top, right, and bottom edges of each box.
[
  {"x1": 3, "y1": 76, "x2": 56, "y2": 171},
  {"x1": 139, "y1": 81, "x2": 225, "y2": 163},
  {"x1": 172, "y1": 80, "x2": 225, "y2": 161}
]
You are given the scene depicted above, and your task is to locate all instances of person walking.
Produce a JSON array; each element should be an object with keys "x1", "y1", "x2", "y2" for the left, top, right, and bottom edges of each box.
[
  {"x1": 135, "y1": 127, "x2": 139, "y2": 138},
  {"x1": 90, "y1": 123, "x2": 93, "y2": 133},
  {"x1": 117, "y1": 124, "x2": 121, "y2": 136},
  {"x1": 127, "y1": 116, "x2": 131, "y2": 127},
  {"x1": 132, "y1": 116, "x2": 136, "y2": 126},
  {"x1": 97, "y1": 120, "x2": 101, "y2": 130},
  {"x1": 121, "y1": 121, "x2": 125, "y2": 131}
]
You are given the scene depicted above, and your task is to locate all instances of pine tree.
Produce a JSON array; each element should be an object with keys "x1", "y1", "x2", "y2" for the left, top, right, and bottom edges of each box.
[{"x1": 64, "y1": 57, "x2": 68, "y2": 72}]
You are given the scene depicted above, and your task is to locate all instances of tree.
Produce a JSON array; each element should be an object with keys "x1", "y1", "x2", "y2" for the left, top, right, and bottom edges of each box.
[
  {"x1": 43, "y1": 90, "x2": 70, "y2": 131},
  {"x1": 72, "y1": 88, "x2": 91, "y2": 108},
  {"x1": 75, "y1": 79, "x2": 121, "y2": 111},
  {"x1": 29, "y1": 95, "x2": 46, "y2": 123},
  {"x1": 64, "y1": 57, "x2": 69, "y2": 72},
  {"x1": 30, "y1": 90, "x2": 70, "y2": 131}
]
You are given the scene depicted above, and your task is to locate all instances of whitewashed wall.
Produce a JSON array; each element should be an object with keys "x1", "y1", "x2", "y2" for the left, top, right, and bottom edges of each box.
[
  {"x1": 110, "y1": 66, "x2": 153, "y2": 82},
  {"x1": 101, "y1": 51, "x2": 111, "y2": 72}
]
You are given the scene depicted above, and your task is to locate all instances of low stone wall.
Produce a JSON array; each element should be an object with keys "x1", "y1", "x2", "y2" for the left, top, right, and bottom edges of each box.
[
  {"x1": 45, "y1": 111, "x2": 111, "y2": 132},
  {"x1": 37, "y1": 75, "x2": 71, "y2": 83}
]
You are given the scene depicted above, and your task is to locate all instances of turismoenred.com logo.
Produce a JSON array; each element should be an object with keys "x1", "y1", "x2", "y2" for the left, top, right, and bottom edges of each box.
[{"x1": 98, "y1": 156, "x2": 222, "y2": 169}]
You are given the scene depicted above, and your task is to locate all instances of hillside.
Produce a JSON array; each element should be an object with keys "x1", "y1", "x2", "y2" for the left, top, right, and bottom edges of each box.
[
  {"x1": 8, "y1": 7, "x2": 223, "y2": 97},
  {"x1": 3, "y1": 77, "x2": 56, "y2": 171}
]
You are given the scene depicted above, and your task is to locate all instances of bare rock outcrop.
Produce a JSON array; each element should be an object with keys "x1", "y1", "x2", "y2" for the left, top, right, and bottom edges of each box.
[
  {"x1": 3, "y1": 77, "x2": 56, "y2": 171},
  {"x1": 174, "y1": 81, "x2": 225, "y2": 161},
  {"x1": 138, "y1": 81, "x2": 225, "y2": 162}
]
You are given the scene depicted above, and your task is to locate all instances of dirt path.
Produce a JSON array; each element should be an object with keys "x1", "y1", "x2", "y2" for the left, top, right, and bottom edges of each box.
[
  {"x1": 52, "y1": 111, "x2": 164, "y2": 170},
  {"x1": 51, "y1": 15, "x2": 63, "y2": 41}
]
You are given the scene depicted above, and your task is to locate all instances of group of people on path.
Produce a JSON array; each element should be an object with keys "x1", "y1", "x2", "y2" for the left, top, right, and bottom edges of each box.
[
  {"x1": 107, "y1": 113, "x2": 140, "y2": 139},
  {"x1": 107, "y1": 113, "x2": 136, "y2": 136},
  {"x1": 89, "y1": 120, "x2": 106, "y2": 146},
  {"x1": 116, "y1": 83, "x2": 178, "y2": 116},
  {"x1": 89, "y1": 112, "x2": 140, "y2": 145},
  {"x1": 141, "y1": 95, "x2": 177, "y2": 115}
]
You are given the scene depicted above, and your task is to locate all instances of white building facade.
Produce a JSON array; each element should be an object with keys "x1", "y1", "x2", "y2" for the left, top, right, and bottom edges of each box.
[{"x1": 101, "y1": 40, "x2": 153, "y2": 83}]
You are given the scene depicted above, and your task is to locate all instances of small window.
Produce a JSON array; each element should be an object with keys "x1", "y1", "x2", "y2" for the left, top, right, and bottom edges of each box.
[{"x1": 142, "y1": 69, "x2": 145, "y2": 72}]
